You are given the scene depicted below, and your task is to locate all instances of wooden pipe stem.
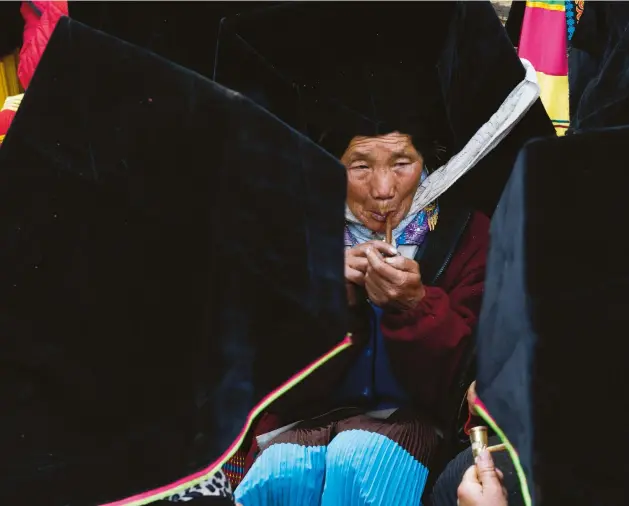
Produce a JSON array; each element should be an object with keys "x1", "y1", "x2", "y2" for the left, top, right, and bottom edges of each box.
[{"x1": 385, "y1": 214, "x2": 393, "y2": 246}]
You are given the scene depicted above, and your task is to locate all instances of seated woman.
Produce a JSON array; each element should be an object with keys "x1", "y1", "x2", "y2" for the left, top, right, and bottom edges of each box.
[{"x1": 234, "y1": 126, "x2": 490, "y2": 506}]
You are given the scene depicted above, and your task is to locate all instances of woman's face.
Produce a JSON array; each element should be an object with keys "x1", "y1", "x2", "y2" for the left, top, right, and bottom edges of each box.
[{"x1": 341, "y1": 132, "x2": 424, "y2": 233}]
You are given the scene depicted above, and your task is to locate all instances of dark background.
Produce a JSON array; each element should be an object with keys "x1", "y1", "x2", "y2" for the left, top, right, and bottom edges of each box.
[{"x1": 68, "y1": 1, "x2": 273, "y2": 78}]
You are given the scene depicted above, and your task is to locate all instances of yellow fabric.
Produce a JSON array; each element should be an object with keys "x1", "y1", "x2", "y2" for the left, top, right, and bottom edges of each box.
[
  {"x1": 0, "y1": 50, "x2": 22, "y2": 107},
  {"x1": 536, "y1": 71, "x2": 569, "y2": 136},
  {"x1": 0, "y1": 134, "x2": 5, "y2": 143},
  {"x1": 526, "y1": 1, "x2": 565, "y2": 11}
]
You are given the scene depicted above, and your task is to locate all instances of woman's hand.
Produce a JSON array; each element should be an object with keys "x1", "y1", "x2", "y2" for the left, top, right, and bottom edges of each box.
[
  {"x1": 364, "y1": 245, "x2": 425, "y2": 311},
  {"x1": 457, "y1": 450, "x2": 507, "y2": 506},
  {"x1": 345, "y1": 241, "x2": 397, "y2": 306}
]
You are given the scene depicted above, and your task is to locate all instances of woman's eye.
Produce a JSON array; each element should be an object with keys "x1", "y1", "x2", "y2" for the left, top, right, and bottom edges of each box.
[
  {"x1": 394, "y1": 161, "x2": 411, "y2": 168},
  {"x1": 351, "y1": 164, "x2": 369, "y2": 170}
]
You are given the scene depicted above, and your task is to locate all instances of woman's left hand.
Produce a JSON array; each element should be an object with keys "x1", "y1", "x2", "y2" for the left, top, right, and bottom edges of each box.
[{"x1": 364, "y1": 246, "x2": 425, "y2": 311}]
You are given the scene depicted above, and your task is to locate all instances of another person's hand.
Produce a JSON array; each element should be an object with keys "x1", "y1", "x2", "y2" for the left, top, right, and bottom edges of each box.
[
  {"x1": 467, "y1": 381, "x2": 478, "y2": 416},
  {"x1": 345, "y1": 241, "x2": 397, "y2": 306},
  {"x1": 457, "y1": 449, "x2": 507, "y2": 506},
  {"x1": 364, "y1": 245, "x2": 425, "y2": 311}
]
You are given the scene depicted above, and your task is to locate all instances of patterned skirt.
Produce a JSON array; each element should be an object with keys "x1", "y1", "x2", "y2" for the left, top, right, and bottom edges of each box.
[
  {"x1": 235, "y1": 409, "x2": 439, "y2": 506},
  {"x1": 167, "y1": 469, "x2": 235, "y2": 503}
]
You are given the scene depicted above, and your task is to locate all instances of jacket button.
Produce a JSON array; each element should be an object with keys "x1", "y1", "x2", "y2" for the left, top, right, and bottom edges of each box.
[
  {"x1": 364, "y1": 348, "x2": 372, "y2": 357},
  {"x1": 362, "y1": 387, "x2": 371, "y2": 397}
]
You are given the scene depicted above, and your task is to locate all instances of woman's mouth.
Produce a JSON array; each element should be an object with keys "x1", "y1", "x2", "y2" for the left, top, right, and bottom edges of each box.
[{"x1": 370, "y1": 211, "x2": 390, "y2": 223}]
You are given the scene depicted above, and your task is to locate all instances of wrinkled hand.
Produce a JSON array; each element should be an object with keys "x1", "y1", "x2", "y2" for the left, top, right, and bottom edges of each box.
[
  {"x1": 457, "y1": 449, "x2": 507, "y2": 506},
  {"x1": 345, "y1": 241, "x2": 397, "y2": 307},
  {"x1": 364, "y1": 244, "x2": 425, "y2": 311}
]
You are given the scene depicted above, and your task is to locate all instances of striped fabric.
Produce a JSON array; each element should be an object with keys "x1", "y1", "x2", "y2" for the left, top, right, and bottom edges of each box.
[
  {"x1": 223, "y1": 451, "x2": 247, "y2": 489},
  {"x1": 0, "y1": 49, "x2": 22, "y2": 106},
  {"x1": 517, "y1": 0, "x2": 569, "y2": 135}
]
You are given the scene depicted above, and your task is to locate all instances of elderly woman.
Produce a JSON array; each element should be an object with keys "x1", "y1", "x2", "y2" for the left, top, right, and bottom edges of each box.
[{"x1": 234, "y1": 126, "x2": 490, "y2": 506}]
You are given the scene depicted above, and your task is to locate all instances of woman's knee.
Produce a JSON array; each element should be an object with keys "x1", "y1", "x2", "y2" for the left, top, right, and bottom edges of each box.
[
  {"x1": 324, "y1": 429, "x2": 426, "y2": 505},
  {"x1": 235, "y1": 443, "x2": 327, "y2": 505}
]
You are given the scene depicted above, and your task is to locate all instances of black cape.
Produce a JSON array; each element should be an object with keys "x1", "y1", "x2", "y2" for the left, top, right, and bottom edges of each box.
[
  {"x1": 475, "y1": 8, "x2": 629, "y2": 496},
  {"x1": 215, "y1": 1, "x2": 555, "y2": 216},
  {"x1": 476, "y1": 125, "x2": 629, "y2": 506},
  {"x1": 0, "y1": 17, "x2": 347, "y2": 505}
]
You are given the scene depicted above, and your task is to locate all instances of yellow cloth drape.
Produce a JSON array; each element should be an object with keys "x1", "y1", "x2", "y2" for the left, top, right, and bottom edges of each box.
[{"x1": 0, "y1": 49, "x2": 22, "y2": 107}]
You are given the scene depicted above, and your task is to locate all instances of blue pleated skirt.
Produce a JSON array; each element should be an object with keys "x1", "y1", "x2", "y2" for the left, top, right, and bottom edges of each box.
[{"x1": 235, "y1": 412, "x2": 437, "y2": 506}]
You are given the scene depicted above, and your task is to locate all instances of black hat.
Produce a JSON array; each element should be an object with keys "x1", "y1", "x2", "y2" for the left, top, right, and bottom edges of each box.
[
  {"x1": 475, "y1": 126, "x2": 629, "y2": 505},
  {"x1": 214, "y1": 1, "x2": 555, "y2": 215},
  {"x1": 0, "y1": 17, "x2": 347, "y2": 505}
]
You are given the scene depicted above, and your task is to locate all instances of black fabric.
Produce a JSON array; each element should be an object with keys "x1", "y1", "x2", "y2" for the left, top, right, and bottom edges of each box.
[
  {"x1": 0, "y1": 17, "x2": 347, "y2": 506},
  {"x1": 414, "y1": 207, "x2": 472, "y2": 286},
  {"x1": 214, "y1": 1, "x2": 555, "y2": 217},
  {"x1": 0, "y1": 1, "x2": 23, "y2": 59},
  {"x1": 570, "y1": 2, "x2": 629, "y2": 130},
  {"x1": 476, "y1": 127, "x2": 629, "y2": 505},
  {"x1": 427, "y1": 435, "x2": 524, "y2": 506},
  {"x1": 505, "y1": 1, "x2": 525, "y2": 48},
  {"x1": 67, "y1": 1, "x2": 275, "y2": 80}
]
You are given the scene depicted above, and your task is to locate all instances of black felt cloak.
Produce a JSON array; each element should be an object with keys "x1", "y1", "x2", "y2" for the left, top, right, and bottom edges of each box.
[
  {"x1": 0, "y1": 17, "x2": 348, "y2": 506},
  {"x1": 474, "y1": 6, "x2": 629, "y2": 505}
]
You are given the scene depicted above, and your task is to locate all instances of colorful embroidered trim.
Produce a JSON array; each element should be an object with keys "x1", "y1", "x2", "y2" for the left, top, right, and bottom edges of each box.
[
  {"x1": 565, "y1": 0, "x2": 577, "y2": 40},
  {"x1": 575, "y1": 0, "x2": 584, "y2": 22},
  {"x1": 222, "y1": 451, "x2": 246, "y2": 488},
  {"x1": 100, "y1": 335, "x2": 354, "y2": 506}
]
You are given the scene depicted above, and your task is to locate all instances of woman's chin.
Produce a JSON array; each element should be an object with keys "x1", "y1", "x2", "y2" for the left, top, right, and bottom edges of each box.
[{"x1": 363, "y1": 221, "x2": 386, "y2": 235}]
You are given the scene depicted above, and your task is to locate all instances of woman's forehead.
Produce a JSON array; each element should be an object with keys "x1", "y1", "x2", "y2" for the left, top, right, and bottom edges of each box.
[{"x1": 343, "y1": 132, "x2": 421, "y2": 159}]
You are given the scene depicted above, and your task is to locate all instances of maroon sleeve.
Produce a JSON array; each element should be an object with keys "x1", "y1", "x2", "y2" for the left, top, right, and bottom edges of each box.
[{"x1": 381, "y1": 212, "x2": 489, "y2": 414}]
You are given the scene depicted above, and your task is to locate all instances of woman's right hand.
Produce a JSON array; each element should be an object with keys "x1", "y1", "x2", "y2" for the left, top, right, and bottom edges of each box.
[{"x1": 345, "y1": 241, "x2": 397, "y2": 306}]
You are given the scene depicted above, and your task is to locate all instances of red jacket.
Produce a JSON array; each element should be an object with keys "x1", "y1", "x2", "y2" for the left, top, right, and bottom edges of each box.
[
  {"x1": 244, "y1": 211, "x2": 490, "y2": 472},
  {"x1": 0, "y1": 1, "x2": 67, "y2": 141},
  {"x1": 18, "y1": 1, "x2": 68, "y2": 90}
]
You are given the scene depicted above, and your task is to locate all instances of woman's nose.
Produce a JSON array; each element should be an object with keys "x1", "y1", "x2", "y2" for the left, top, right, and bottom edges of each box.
[{"x1": 370, "y1": 170, "x2": 395, "y2": 200}]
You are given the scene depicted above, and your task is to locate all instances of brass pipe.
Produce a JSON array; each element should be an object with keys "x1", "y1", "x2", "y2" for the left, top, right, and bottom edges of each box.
[{"x1": 469, "y1": 426, "x2": 507, "y2": 457}]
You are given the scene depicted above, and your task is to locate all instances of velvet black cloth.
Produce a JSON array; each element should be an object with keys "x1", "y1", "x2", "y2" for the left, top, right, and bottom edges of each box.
[
  {"x1": 505, "y1": 1, "x2": 526, "y2": 48},
  {"x1": 570, "y1": 2, "x2": 629, "y2": 130},
  {"x1": 67, "y1": 1, "x2": 277, "y2": 80},
  {"x1": 214, "y1": 1, "x2": 555, "y2": 217},
  {"x1": 0, "y1": 17, "x2": 347, "y2": 505},
  {"x1": 476, "y1": 126, "x2": 629, "y2": 505}
]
